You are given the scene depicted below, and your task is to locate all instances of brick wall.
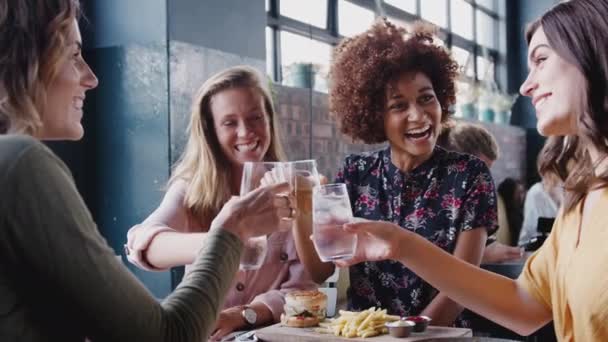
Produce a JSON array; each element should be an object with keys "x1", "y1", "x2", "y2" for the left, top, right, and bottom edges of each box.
[
  {"x1": 274, "y1": 84, "x2": 526, "y2": 187},
  {"x1": 274, "y1": 85, "x2": 384, "y2": 181}
]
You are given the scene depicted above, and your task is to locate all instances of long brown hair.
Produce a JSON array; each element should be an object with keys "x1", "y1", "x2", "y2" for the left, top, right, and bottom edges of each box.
[
  {"x1": 0, "y1": 0, "x2": 80, "y2": 135},
  {"x1": 526, "y1": 0, "x2": 608, "y2": 212},
  {"x1": 169, "y1": 66, "x2": 286, "y2": 227}
]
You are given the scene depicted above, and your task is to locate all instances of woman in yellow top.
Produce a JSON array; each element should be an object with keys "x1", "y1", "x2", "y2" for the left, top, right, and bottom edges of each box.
[{"x1": 336, "y1": 0, "x2": 608, "y2": 340}]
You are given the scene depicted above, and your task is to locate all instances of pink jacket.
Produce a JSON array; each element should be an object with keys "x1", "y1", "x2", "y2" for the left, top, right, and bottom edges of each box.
[{"x1": 126, "y1": 180, "x2": 317, "y2": 322}]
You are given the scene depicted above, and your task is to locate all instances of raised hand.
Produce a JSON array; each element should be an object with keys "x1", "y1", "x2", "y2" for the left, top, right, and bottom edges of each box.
[
  {"x1": 334, "y1": 218, "x2": 408, "y2": 267},
  {"x1": 211, "y1": 182, "x2": 296, "y2": 241}
]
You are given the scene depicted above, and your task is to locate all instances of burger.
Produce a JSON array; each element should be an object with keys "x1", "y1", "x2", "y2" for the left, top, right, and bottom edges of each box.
[{"x1": 281, "y1": 290, "x2": 327, "y2": 328}]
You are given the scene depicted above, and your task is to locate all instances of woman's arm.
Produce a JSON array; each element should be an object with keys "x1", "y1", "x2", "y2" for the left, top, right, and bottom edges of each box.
[
  {"x1": 3, "y1": 142, "x2": 240, "y2": 341},
  {"x1": 3, "y1": 141, "x2": 296, "y2": 341},
  {"x1": 126, "y1": 180, "x2": 209, "y2": 270},
  {"x1": 339, "y1": 221, "x2": 552, "y2": 336},
  {"x1": 420, "y1": 227, "x2": 486, "y2": 326},
  {"x1": 209, "y1": 302, "x2": 275, "y2": 341}
]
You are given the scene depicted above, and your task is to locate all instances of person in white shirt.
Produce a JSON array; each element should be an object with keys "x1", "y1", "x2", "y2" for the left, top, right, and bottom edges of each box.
[{"x1": 518, "y1": 180, "x2": 561, "y2": 245}]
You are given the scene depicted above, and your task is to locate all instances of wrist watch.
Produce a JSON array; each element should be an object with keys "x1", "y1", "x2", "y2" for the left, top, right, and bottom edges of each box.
[{"x1": 241, "y1": 306, "x2": 257, "y2": 327}]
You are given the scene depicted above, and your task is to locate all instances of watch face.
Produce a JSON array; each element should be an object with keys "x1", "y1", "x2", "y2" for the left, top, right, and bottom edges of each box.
[{"x1": 243, "y1": 308, "x2": 257, "y2": 325}]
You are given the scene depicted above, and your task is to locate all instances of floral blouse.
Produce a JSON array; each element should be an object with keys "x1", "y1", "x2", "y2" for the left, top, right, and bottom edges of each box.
[{"x1": 335, "y1": 146, "x2": 498, "y2": 321}]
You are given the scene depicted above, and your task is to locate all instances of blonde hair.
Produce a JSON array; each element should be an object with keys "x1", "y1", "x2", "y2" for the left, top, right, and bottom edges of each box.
[
  {"x1": 169, "y1": 66, "x2": 286, "y2": 226},
  {"x1": 0, "y1": 0, "x2": 79, "y2": 135},
  {"x1": 438, "y1": 122, "x2": 499, "y2": 161}
]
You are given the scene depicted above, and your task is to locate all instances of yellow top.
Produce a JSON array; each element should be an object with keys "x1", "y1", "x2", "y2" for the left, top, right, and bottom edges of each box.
[{"x1": 517, "y1": 189, "x2": 608, "y2": 341}]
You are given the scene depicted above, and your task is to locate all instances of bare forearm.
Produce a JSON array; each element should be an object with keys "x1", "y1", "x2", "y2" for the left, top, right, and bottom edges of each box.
[
  {"x1": 146, "y1": 231, "x2": 208, "y2": 269},
  {"x1": 421, "y1": 294, "x2": 464, "y2": 326},
  {"x1": 397, "y1": 233, "x2": 551, "y2": 335},
  {"x1": 249, "y1": 302, "x2": 275, "y2": 326}
]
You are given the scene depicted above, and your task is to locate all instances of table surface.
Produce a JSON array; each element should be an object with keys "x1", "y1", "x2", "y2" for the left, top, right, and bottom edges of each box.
[{"x1": 255, "y1": 323, "x2": 472, "y2": 341}]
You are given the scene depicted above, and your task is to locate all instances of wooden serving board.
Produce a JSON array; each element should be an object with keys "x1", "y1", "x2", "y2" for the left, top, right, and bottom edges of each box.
[{"x1": 255, "y1": 323, "x2": 472, "y2": 341}]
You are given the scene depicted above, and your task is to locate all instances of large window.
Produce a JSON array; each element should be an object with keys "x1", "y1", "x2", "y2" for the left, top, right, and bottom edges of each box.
[{"x1": 267, "y1": 0, "x2": 503, "y2": 91}]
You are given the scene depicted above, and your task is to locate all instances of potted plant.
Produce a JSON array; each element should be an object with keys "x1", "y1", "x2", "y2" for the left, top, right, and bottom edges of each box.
[
  {"x1": 492, "y1": 92, "x2": 518, "y2": 124},
  {"x1": 456, "y1": 80, "x2": 479, "y2": 120},
  {"x1": 283, "y1": 62, "x2": 320, "y2": 89},
  {"x1": 477, "y1": 87, "x2": 495, "y2": 122}
]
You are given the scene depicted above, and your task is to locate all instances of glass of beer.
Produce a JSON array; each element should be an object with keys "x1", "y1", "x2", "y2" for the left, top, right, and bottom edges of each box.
[
  {"x1": 290, "y1": 160, "x2": 321, "y2": 217},
  {"x1": 239, "y1": 161, "x2": 294, "y2": 270},
  {"x1": 312, "y1": 183, "x2": 357, "y2": 261},
  {"x1": 290, "y1": 160, "x2": 321, "y2": 252}
]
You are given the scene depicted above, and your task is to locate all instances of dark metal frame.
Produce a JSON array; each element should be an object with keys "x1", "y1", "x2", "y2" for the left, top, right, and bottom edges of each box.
[{"x1": 267, "y1": 0, "x2": 501, "y2": 85}]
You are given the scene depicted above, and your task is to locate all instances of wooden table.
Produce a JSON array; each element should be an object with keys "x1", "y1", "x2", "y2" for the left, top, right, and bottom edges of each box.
[{"x1": 255, "y1": 323, "x2": 472, "y2": 341}]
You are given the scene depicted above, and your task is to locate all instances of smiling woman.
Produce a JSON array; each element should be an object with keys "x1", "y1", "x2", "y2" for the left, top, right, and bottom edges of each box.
[
  {"x1": 0, "y1": 0, "x2": 97, "y2": 138},
  {"x1": 41, "y1": 21, "x2": 98, "y2": 140},
  {"x1": 125, "y1": 66, "x2": 317, "y2": 341},
  {"x1": 293, "y1": 18, "x2": 499, "y2": 328}
]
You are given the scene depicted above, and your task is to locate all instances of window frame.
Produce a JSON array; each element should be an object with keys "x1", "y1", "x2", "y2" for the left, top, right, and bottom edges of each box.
[{"x1": 267, "y1": 0, "x2": 502, "y2": 86}]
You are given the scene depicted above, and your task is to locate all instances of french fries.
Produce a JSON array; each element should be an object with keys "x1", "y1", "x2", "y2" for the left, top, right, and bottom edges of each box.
[{"x1": 313, "y1": 307, "x2": 400, "y2": 338}]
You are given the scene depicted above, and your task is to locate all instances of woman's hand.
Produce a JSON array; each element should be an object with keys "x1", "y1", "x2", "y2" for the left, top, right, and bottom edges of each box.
[
  {"x1": 334, "y1": 219, "x2": 408, "y2": 267},
  {"x1": 211, "y1": 182, "x2": 295, "y2": 241},
  {"x1": 209, "y1": 307, "x2": 246, "y2": 341}
]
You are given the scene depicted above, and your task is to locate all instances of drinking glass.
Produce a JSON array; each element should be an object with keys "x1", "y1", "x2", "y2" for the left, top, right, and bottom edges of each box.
[
  {"x1": 290, "y1": 160, "x2": 321, "y2": 217},
  {"x1": 290, "y1": 160, "x2": 321, "y2": 254},
  {"x1": 239, "y1": 161, "x2": 294, "y2": 270},
  {"x1": 312, "y1": 183, "x2": 357, "y2": 261}
]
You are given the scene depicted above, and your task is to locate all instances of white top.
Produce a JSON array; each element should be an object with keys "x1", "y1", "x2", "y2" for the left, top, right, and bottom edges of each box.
[{"x1": 518, "y1": 182, "x2": 560, "y2": 245}]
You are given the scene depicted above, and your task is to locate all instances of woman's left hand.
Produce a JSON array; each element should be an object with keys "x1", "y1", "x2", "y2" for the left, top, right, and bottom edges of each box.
[
  {"x1": 334, "y1": 219, "x2": 407, "y2": 267},
  {"x1": 209, "y1": 307, "x2": 246, "y2": 341}
]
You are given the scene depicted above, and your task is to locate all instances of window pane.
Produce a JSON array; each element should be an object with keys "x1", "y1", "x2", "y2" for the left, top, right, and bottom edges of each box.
[
  {"x1": 383, "y1": 0, "x2": 417, "y2": 14},
  {"x1": 477, "y1": 55, "x2": 494, "y2": 82},
  {"x1": 280, "y1": 0, "x2": 327, "y2": 28},
  {"x1": 421, "y1": 0, "x2": 447, "y2": 27},
  {"x1": 476, "y1": 10, "x2": 496, "y2": 48},
  {"x1": 280, "y1": 31, "x2": 331, "y2": 91},
  {"x1": 388, "y1": 16, "x2": 409, "y2": 30},
  {"x1": 266, "y1": 0, "x2": 270, "y2": 12},
  {"x1": 476, "y1": 0, "x2": 496, "y2": 12},
  {"x1": 451, "y1": 45, "x2": 474, "y2": 78},
  {"x1": 451, "y1": 0, "x2": 473, "y2": 40},
  {"x1": 338, "y1": 1, "x2": 375, "y2": 37},
  {"x1": 266, "y1": 27, "x2": 274, "y2": 79}
]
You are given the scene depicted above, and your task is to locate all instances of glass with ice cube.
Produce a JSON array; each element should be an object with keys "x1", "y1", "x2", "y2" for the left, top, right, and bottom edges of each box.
[
  {"x1": 240, "y1": 161, "x2": 294, "y2": 270},
  {"x1": 312, "y1": 183, "x2": 357, "y2": 261}
]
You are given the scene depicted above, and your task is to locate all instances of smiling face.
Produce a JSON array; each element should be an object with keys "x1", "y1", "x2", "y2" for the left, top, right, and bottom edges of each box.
[
  {"x1": 383, "y1": 71, "x2": 442, "y2": 171},
  {"x1": 519, "y1": 26, "x2": 585, "y2": 137},
  {"x1": 39, "y1": 19, "x2": 98, "y2": 140},
  {"x1": 210, "y1": 87, "x2": 271, "y2": 167}
]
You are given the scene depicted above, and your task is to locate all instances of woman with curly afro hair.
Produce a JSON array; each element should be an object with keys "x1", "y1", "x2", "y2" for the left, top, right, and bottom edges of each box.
[{"x1": 299, "y1": 19, "x2": 499, "y2": 328}]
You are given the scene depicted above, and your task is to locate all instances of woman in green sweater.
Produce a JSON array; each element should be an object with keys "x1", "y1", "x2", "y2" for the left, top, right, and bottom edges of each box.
[{"x1": 0, "y1": 0, "x2": 294, "y2": 341}]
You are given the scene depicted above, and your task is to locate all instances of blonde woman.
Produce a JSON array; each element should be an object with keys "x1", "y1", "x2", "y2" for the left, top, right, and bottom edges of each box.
[
  {"x1": 126, "y1": 66, "x2": 316, "y2": 340},
  {"x1": 0, "y1": 0, "x2": 293, "y2": 341}
]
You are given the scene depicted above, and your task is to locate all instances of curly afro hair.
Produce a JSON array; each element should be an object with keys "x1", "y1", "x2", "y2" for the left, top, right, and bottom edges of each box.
[{"x1": 329, "y1": 18, "x2": 459, "y2": 144}]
